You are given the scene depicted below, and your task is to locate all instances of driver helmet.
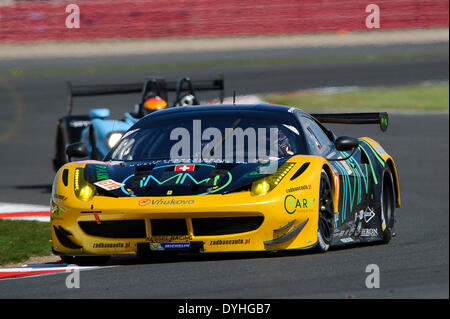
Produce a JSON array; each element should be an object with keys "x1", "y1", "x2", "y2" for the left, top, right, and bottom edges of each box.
[
  {"x1": 177, "y1": 94, "x2": 197, "y2": 106},
  {"x1": 277, "y1": 130, "x2": 294, "y2": 156},
  {"x1": 144, "y1": 96, "x2": 167, "y2": 113}
]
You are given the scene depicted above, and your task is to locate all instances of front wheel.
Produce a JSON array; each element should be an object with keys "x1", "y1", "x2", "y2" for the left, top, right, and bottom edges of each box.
[{"x1": 316, "y1": 169, "x2": 334, "y2": 252}]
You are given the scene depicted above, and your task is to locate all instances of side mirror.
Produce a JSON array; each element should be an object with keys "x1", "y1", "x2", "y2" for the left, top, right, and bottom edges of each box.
[
  {"x1": 334, "y1": 136, "x2": 359, "y2": 152},
  {"x1": 66, "y1": 142, "x2": 89, "y2": 160},
  {"x1": 327, "y1": 136, "x2": 360, "y2": 162}
]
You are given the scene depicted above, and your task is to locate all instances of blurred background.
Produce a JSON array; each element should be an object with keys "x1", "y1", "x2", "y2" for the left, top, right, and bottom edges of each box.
[
  {"x1": 0, "y1": 0, "x2": 448, "y2": 297},
  {"x1": 0, "y1": 0, "x2": 448, "y2": 40}
]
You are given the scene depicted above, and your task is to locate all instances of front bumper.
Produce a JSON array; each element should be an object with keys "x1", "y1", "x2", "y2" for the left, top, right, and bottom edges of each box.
[{"x1": 51, "y1": 192, "x2": 317, "y2": 256}]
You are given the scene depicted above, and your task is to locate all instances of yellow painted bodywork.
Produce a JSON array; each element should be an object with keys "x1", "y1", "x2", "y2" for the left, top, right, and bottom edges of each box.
[{"x1": 50, "y1": 155, "x2": 334, "y2": 256}]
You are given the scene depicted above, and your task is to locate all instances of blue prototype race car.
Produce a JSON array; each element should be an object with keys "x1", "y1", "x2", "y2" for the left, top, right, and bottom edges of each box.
[{"x1": 52, "y1": 76, "x2": 224, "y2": 171}]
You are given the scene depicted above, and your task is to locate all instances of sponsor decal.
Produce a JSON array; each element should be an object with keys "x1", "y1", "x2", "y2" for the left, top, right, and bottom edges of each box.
[
  {"x1": 285, "y1": 184, "x2": 311, "y2": 193},
  {"x1": 335, "y1": 221, "x2": 362, "y2": 239},
  {"x1": 284, "y1": 194, "x2": 315, "y2": 214},
  {"x1": 150, "y1": 242, "x2": 191, "y2": 251},
  {"x1": 93, "y1": 242, "x2": 130, "y2": 249},
  {"x1": 209, "y1": 238, "x2": 251, "y2": 245},
  {"x1": 139, "y1": 198, "x2": 195, "y2": 206},
  {"x1": 93, "y1": 164, "x2": 109, "y2": 181},
  {"x1": 122, "y1": 163, "x2": 234, "y2": 196},
  {"x1": 69, "y1": 120, "x2": 90, "y2": 128},
  {"x1": 340, "y1": 160, "x2": 353, "y2": 175},
  {"x1": 138, "y1": 199, "x2": 151, "y2": 206},
  {"x1": 138, "y1": 172, "x2": 229, "y2": 188},
  {"x1": 148, "y1": 235, "x2": 192, "y2": 242},
  {"x1": 355, "y1": 206, "x2": 376, "y2": 223},
  {"x1": 94, "y1": 179, "x2": 124, "y2": 191},
  {"x1": 361, "y1": 228, "x2": 378, "y2": 237}
]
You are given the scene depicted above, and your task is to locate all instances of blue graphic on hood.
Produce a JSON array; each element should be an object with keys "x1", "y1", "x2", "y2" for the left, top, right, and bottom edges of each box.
[{"x1": 83, "y1": 159, "x2": 288, "y2": 197}]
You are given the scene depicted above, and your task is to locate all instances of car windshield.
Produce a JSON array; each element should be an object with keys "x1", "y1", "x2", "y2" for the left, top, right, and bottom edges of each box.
[{"x1": 107, "y1": 111, "x2": 305, "y2": 163}]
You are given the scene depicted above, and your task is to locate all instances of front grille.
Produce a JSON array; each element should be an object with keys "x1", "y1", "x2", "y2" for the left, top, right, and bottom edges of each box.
[
  {"x1": 150, "y1": 219, "x2": 188, "y2": 236},
  {"x1": 79, "y1": 220, "x2": 146, "y2": 238},
  {"x1": 192, "y1": 216, "x2": 264, "y2": 236}
]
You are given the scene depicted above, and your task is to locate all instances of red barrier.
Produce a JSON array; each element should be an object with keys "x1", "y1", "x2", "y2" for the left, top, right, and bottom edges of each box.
[{"x1": 0, "y1": 0, "x2": 448, "y2": 42}]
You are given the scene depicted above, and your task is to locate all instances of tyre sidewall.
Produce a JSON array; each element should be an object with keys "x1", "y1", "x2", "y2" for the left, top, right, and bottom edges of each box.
[{"x1": 316, "y1": 169, "x2": 334, "y2": 252}]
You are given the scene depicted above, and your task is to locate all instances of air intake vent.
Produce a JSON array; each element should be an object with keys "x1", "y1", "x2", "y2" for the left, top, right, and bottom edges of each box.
[
  {"x1": 192, "y1": 216, "x2": 264, "y2": 236},
  {"x1": 79, "y1": 220, "x2": 146, "y2": 238},
  {"x1": 150, "y1": 219, "x2": 188, "y2": 236},
  {"x1": 53, "y1": 226, "x2": 82, "y2": 249}
]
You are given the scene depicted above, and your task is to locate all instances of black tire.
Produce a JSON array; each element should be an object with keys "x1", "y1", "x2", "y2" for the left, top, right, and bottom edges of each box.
[
  {"x1": 380, "y1": 167, "x2": 396, "y2": 244},
  {"x1": 60, "y1": 255, "x2": 110, "y2": 266},
  {"x1": 316, "y1": 169, "x2": 335, "y2": 252}
]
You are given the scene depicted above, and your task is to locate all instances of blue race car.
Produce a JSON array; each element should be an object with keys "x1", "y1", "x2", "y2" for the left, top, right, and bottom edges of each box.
[{"x1": 52, "y1": 76, "x2": 224, "y2": 171}]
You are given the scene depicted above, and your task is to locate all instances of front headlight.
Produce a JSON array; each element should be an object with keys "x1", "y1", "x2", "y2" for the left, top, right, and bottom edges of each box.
[
  {"x1": 251, "y1": 179, "x2": 271, "y2": 196},
  {"x1": 251, "y1": 162, "x2": 295, "y2": 196},
  {"x1": 74, "y1": 168, "x2": 96, "y2": 201},
  {"x1": 107, "y1": 132, "x2": 123, "y2": 149}
]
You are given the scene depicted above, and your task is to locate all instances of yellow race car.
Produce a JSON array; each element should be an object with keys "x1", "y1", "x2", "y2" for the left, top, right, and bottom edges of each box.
[{"x1": 50, "y1": 104, "x2": 400, "y2": 264}]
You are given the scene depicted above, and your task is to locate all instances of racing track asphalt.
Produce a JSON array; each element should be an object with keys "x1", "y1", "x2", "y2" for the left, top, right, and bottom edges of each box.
[{"x1": 0, "y1": 42, "x2": 448, "y2": 298}]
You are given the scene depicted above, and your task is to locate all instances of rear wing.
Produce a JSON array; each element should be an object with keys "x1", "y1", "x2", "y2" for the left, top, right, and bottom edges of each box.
[
  {"x1": 310, "y1": 112, "x2": 389, "y2": 131},
  {"x1": 66, "y1": 76, "x2": 224, "y2": 115}
]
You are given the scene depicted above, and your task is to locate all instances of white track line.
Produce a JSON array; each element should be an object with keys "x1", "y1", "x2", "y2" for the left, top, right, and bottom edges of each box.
[{"x1": 0, "y1": 202, "x2": 50, "y2": 222}]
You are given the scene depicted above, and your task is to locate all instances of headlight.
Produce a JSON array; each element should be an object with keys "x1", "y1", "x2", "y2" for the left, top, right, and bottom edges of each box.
[
  {"x1": 251, "y1": 179, "x2": 271, "y2": 196},
  {"x1": 74, "y1": 168, "x2": 96, "y2": 201},
  {"x1": 251, "y1": 162, "x2": 295, "y2": 196},
  {"x1": 107, "y1": 132, "x2": 123, "y2": 149}
]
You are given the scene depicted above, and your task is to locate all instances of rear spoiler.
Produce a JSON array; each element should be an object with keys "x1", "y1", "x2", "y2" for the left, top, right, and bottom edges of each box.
[
  {"x1": 66, "y1": 76, "x2": 224, "y2": 115},
  {"x1": 310, "y1": 112, "x2": 389, "y2": 131}
]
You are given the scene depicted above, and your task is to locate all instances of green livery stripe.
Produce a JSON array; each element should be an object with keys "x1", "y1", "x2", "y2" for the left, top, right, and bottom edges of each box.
[
  {"x1": 333, "y1": 161, "x2": 349, "y2": 222},
  {"x1": 360, "y1": 139, "x2": 385, "y2": 167},
  {"x1": 359, "y1": 146, "x2": 379, "y2": 185}
]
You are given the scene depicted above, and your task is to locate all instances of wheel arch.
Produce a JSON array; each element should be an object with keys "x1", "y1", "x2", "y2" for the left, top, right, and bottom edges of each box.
[
  {"x1": 385, "y1": 158, "x2": 401, "y2": 208},
  {"x1": 322, "y1": 162, "x2": 339, "y2": 214}
]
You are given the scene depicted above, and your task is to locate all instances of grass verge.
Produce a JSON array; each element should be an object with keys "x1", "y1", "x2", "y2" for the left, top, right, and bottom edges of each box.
[
  {"x1": 0, "y1": 219, "x2": 52, "y2": 266},
  {"x1": 263, "y1": 83, "x2": 449, "y2": 112}
]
